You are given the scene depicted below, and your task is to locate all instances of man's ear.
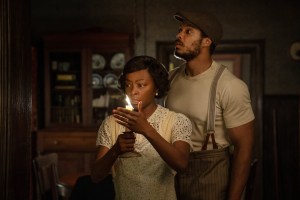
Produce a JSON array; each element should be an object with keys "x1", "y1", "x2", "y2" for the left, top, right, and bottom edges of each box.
[{"x1": 203, "y1": 38, "x2": 212, "y2": 47}]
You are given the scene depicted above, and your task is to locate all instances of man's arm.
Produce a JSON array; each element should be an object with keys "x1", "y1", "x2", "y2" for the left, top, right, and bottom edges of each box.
[{"x1": 227, "y1": 120, "x2": 254, "y2": 200}]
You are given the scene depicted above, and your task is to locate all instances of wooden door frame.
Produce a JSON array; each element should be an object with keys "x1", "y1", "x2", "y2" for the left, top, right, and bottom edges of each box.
[{"x1": 0, "y1": 0, "x2": 31, "y2": 199}]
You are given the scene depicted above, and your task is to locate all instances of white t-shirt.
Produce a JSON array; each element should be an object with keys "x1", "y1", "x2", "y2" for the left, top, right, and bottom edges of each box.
[
  {"x1": 96, "y1": 105, "x2": 192, "y2": 200},
  {"x1": 165, "y1": 60, "x2": 255, "y2": 151}
]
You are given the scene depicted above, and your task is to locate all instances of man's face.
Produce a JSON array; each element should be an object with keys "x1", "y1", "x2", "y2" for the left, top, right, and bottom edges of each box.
[{"x1": 174, "y1": 24, "x2": 204, "y2": 61}]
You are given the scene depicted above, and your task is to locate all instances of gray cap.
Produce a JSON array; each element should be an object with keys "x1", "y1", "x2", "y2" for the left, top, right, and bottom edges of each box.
[{"x1": 174, "y1": 11, "x2": 223, "y2": 44}]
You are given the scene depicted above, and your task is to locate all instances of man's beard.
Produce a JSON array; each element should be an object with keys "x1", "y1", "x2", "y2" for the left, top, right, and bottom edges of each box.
[{"x1": 174, "y1": 39, "x2": 202, "y2": 61}]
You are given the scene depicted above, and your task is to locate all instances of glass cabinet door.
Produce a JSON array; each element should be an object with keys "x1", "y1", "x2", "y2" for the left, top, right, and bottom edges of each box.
[
  {"x1": 91, "y1": 52, "x2": 108, "y2": 125},
  {"x1": 48, "y1": 51, "x2": 82, "y2": 125},
  {"x1": 90, "y1": 51, "x2": 126, "y2": 125}
]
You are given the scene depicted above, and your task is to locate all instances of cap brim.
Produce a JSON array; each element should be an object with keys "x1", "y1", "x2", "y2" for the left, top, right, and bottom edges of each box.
[
  {"x1": 173, "y1": 13, "x2": 199, "y2": 29},
  {"x1": 173, "y1": 13, "x2": 185, "y2": 22}
]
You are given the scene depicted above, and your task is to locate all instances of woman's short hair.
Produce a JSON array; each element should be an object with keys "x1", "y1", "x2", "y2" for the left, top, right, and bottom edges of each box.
[{"x1": 118, "y1": 56, "x2": 169, "y2": 98}]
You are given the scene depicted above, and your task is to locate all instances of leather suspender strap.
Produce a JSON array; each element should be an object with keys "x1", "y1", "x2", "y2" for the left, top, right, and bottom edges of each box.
[{"x1": 201, "y1": 65, "x2": 226, "y2": 151}]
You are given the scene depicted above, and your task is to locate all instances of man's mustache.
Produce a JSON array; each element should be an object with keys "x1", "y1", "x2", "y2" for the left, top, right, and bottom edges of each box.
[{"x1": 175, "y1": 39, "x2": 183, "y2": 46}]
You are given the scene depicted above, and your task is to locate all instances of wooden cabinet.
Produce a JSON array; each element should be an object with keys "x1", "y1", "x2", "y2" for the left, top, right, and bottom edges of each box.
[
  {"x1": 37, "y1": 30, "x2": 133, "y2": 179},
  {"x1": 37, "y1": 129, "x2": 97, "y2": 177},
  {"x1": 43, "y1": 30, "x2": 133, "y2": 128}
]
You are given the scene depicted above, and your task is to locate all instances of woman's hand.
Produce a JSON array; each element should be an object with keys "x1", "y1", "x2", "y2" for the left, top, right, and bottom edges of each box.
[
  {"x1": 114, "y1": 132, "x2": 136, "y2": 155},
  {"x1": 113, "y1": 102, "x2": 155, "y2": 136},
  {"x1": 91, "y1": 132, "x2": 136, "y2": 183},
  {"x1": 113, "y1": 102, "x2": 190, "y2": 172}
]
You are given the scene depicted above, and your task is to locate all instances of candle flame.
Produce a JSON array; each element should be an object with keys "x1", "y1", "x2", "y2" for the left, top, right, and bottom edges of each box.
[{"x1": 125, "y1": 95, "x2": 134, "y2": 110}]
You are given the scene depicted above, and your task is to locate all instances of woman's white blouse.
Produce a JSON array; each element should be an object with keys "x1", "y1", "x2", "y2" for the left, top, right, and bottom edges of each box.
[{"x1": 96, "y1": 105, "x2": 192, "y2": 200}]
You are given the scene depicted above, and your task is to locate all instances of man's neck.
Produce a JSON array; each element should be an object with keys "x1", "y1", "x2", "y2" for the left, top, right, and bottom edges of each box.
[{"x1": 185, "y1": 55, "x2": 213, "y2": 76}]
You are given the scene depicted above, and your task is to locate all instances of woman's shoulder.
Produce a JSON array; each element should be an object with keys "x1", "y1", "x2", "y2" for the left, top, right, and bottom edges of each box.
[
  {"x1": 102, "y1": 115, "x2": 115, "y2": 123},
  {"x1": 159, "y1": 105, "x2": 191, "y2": 123},
  {"x1": 100, "y1": 115, "x2": 119, "y2": 128},
  {"x1": 157, "y1": 106, "x2": 192, "y2": 143}
]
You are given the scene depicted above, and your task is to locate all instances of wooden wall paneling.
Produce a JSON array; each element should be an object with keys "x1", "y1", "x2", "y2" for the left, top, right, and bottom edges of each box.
[{"x1": 263, "y1": 95, "x2": 300, "y2": 200}]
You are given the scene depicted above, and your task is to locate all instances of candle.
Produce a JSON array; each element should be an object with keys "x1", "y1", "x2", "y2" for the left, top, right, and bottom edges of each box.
[{"x1": 125, "y1": 95, "x2": 134, "y2": 111}]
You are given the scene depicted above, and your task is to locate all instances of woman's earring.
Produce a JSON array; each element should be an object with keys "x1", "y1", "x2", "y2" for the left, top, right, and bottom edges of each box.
[{"x1": 155, "y1": 91, "x2": 159, "y2": 97}]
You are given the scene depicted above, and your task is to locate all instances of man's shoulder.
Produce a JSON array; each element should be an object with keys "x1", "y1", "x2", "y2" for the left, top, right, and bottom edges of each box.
[
  {"x1": 211, "y1": 62, "x2": 246, "y2": 87},
  {"x1": 210, "y1": 61, "x2": 251, "y2": 96},
  {"x1": 213, "y1": 60, "x2": 241, "y2": 80},
  {"x1": 169, "y1": 63, "x2": 185, "y2": 84}
]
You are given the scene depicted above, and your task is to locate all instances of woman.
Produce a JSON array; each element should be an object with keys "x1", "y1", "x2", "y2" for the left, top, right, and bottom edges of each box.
[{"x1": 91, "y1": 56, "x2": 192, "y2": 200}]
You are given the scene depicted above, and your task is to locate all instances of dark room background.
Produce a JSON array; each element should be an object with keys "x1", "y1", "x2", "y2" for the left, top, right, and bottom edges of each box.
[
  {"x1": 31, "y1": 0, "x2": 300, "y2": 94},
  {"x1": 29, "y1": 0, "x2": 300, "y2": 199}
]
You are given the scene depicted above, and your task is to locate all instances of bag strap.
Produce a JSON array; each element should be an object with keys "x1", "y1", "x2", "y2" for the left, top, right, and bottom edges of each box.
[{"x1": 201, "y1": 65, "x2": 226, "y2": 151}]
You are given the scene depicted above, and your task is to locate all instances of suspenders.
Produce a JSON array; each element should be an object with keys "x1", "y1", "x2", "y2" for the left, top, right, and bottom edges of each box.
[
  {"x1": 201, "y1": 65, "x2": 226, "y2": 151},
  {"x1": 169, "y1": 64, "x2": 226, "y2": 151}
]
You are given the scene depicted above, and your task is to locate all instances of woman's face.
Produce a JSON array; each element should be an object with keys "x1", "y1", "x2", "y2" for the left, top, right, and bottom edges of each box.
[{"x1": 124, "y1": 68, "x2": 157, "y2": 111}]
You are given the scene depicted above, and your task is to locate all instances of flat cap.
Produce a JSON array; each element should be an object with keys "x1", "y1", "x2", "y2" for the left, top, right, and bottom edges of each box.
[{"x1": 174, "y1": 11, "x2": 223, "y2": 44}]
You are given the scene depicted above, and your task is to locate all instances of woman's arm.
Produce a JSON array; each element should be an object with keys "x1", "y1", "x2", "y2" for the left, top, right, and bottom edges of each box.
[
  {"x1": 143, "y1": 127, "x2": 190, "y2": 172},
  {"x1": 91, "y1": 133, "x2": 136, "y2": 183},
  {"x1": 91, "y1": 145, "x2": 115, "y2": 183}
]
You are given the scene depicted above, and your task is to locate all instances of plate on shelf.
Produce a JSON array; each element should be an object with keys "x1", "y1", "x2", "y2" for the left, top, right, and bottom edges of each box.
[
  {"x1": 103, "y1": 73, "x2": 118, "y2": 88},
  {"x1": 92, "y1": 74, "x2": 103, "y2": 88},
  {"x1": 92, "y1": 54, "x2": 106, "y2": 69},
  {"x1": 110, "y1": 53, "x2": 125, "y2": 69}
]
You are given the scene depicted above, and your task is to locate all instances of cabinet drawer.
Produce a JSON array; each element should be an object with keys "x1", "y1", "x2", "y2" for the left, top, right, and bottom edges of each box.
[
  {"x1": 37, "y1": 130, "x2": 98, "y2": 152},
  {"x1": 42, "y1": 137, "x2": 96, "y2": 152}
]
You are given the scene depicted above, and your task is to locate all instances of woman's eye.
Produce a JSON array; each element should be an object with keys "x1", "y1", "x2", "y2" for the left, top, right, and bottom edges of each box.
[
  {"x1": 125, "y1": 83, "x2": 132, "y2": 88},
  {"x1": 138, "y1": 83, "x2": 145, "y2": 88}
]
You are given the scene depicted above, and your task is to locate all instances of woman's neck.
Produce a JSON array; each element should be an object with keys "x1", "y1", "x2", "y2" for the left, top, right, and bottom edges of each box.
[{"x1": 142, "y1": 103, "x2": 158, "y2": 119}]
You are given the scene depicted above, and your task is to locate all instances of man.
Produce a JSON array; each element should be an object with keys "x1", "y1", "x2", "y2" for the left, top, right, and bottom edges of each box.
[{"x1": 165, "y1": 11, "x2": 255, "y2": 200}]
